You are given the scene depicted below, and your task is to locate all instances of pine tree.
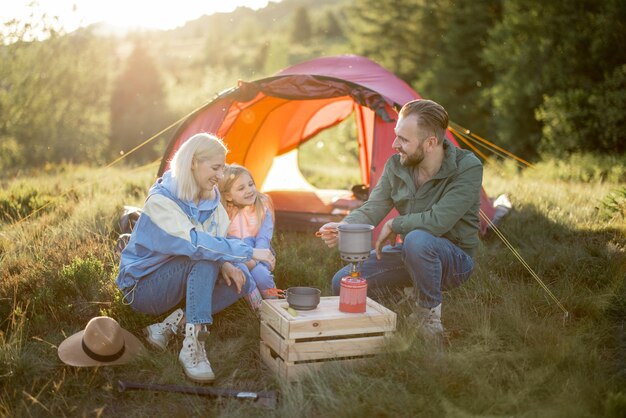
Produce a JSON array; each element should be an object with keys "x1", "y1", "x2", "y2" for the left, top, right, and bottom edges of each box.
[
  {"x1": 290, "y1": 6, "x2": 313, "y2": 44},
  {"x1": 415, "y1": 0, "x2": 501, "y2": 141},
  {"x1": 347, "y1": 0, "x2": 440, "y2": 85},
  {"x1": 322, "y1": 10, "x2": 344, "y2": 39}
]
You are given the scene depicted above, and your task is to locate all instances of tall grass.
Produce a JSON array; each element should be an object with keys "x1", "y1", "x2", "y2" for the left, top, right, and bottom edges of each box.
[{"x1": 0, "y1": 158, "x2": 624, "y2": 417}]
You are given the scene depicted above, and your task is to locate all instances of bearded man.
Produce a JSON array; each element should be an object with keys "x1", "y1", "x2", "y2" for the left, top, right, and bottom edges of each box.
[{"x1": 318, "y1": 99, "x2": 482, "y2": 337}]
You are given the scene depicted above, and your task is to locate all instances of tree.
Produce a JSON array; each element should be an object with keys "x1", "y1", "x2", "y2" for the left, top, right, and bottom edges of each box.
[
  {"x1": 110, "y1": 40, "x2": 171, "y2": 164},
  {"x1": 415, "y1": 1, "x2": 501, "y2": 141},
  {"x1": 0, "y1": 17, "x2": 112, "y2": 168},
  {"x1": 348, "y1": 0, "x2": 500, "y2": 142},
  {"x1": 538, "y1": 65, "x2": 626, "y2": 155},
  {"x1": 290, "y1": 6, "x2": 313, "y2": 44},
  {"x1": 321, "y1": 10, "x2": 344, "y2": 39},
  {"x1": 347, "y1": 0, "x2": 440, "y2": 87},
  {"x1": 484, "y1": 0, "x2": 626, "y2": 157}
]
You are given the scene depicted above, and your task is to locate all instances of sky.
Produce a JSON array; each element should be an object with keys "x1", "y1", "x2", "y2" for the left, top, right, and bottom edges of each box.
[{"x1": 1, "y1": 0, "x2": 275, "y2": 32}]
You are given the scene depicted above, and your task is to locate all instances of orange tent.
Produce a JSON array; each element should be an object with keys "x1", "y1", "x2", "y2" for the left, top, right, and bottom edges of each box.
[{"x1": 159, "y1": 55, "x2": 496, "y2": 236}]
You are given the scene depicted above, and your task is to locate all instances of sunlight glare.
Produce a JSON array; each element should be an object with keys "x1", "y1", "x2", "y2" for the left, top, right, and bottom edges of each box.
[{"x1": 2, "y1": 0, "x2": 274, "y2": 32}]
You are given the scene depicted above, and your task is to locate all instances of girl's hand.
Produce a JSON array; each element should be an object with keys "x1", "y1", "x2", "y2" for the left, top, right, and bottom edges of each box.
[
  {"x1": 220, "y1": 262, "x2": 246, "y2": 293},
  {"x1": 244, "y1": 259, "x2": 257, "y2": 270},
  {"x1": 252, "y1": 248, "x2": 275, "y2": 271}
]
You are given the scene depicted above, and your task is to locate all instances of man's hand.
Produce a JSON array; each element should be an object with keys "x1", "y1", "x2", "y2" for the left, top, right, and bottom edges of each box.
[
  {"x1": 374, "y1": 218, "x2": 397, "y2": 260},
  {"x1": 316, "y1": 222, "x2": 344, "y2": 248},
  {"x1": 220, "y1": 262, "x2": 246, "y2": 293},
  {"x1": 252, "y1": 248, "x2": 275, "y2": 271}
]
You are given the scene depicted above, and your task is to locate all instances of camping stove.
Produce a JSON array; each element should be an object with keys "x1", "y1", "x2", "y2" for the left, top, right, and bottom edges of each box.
[{"x1": 337, "y1": 224, "x2": 373, "y2": 313}]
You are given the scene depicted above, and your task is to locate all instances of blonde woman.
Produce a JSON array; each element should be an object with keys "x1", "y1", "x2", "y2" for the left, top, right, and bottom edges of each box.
[{"x1": 116, "y1": 133, "x2": 274, "y2": 382}]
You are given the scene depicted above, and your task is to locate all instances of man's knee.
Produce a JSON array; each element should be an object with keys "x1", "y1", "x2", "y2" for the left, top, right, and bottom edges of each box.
[{"x1": 403, "y1": 230, "x2": 436, "y2": 253}]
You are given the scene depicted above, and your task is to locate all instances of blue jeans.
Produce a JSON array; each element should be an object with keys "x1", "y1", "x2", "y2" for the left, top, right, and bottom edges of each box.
[
  {"x1": 332, "y1": 230, "x2": 474, "y2": 308},
  {"x1": 127, "y1": 256, "x2": 254, "y2": 325}
]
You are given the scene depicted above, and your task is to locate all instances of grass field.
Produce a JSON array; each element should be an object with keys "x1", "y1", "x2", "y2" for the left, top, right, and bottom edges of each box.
[{"x1": 0, "y1": 155, "x2": 625, "y2": 417}]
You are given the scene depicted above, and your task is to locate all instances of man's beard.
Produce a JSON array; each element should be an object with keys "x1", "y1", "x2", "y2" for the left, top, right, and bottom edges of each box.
[{"x1": 400, "y1": 147, "x2": 425, "y2": 167}]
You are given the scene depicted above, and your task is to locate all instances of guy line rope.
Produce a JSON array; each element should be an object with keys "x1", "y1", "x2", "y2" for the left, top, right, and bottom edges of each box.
[
  {"x1": 450, "y1": 121, "x2": 568, "y2": 320},
  {"x1": 480, "y1": 208, "x2": 569, "y2": 320}
]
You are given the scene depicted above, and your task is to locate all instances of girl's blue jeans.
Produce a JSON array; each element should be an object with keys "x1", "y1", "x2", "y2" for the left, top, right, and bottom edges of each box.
[
  {"x1": 128, "y1": 256, "x2": 254, "y2": 325},
  {"x1": 332, "y1": 230, "x2": 474, "y2": 308}
]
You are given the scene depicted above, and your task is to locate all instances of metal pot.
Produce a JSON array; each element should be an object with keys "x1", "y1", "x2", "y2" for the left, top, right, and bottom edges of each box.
[
  {"x1": 286, "y1": 287, "x2": 321, "y2": 311},
  {"x1": 337, "y1": 223, "x2": 374, "y2": 262}
]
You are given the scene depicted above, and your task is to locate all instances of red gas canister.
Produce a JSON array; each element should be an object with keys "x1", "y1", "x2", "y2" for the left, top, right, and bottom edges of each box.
[{"x1": 339, "y1": 273, "x2": 368, "y2": 313}]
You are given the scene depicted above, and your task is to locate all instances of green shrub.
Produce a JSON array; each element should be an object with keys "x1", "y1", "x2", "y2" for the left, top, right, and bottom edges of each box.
[
  {"x1": 21, "y1": 255, "x2": 114, "y2": 327},
  {"x1": 0, "y1": 185, "x2": 56, "y2": 222},
  {"x1": 599, "y1": 187, "x2": 626, "y2": 221},
  {"x1": 56, "y1": 255, "x2": 106, "y2": 302}
]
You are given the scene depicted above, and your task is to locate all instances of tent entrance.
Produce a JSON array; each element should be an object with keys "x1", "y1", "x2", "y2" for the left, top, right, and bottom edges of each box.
[
  {"x1": 262, "y1": 124, "x2": 365, "y2": 231},
  {"x1": 262, "y1": 148, "x2": 316, "y2": 192}
]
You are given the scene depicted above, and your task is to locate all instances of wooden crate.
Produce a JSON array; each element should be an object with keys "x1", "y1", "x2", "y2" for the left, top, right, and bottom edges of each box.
[{"x1": 259, "y1": 296, "x2": 396, "y2": 381}]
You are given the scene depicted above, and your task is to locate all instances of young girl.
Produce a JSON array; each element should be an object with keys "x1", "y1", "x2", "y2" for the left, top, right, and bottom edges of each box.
[{"x1": 219, "y1": 164, "x2": 277, "y2": 309}]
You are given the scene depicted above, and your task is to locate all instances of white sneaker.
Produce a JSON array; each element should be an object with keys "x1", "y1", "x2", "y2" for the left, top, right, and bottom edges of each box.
[
  {"x1": 179, "y1": 324, "x2": 215, "y2": 382},
  {"x1": 144, "y1": 308, "x2": 184, "y2": 350},
  {"x1": 408, "y1": 303, "x2": 444, "y2": 337}
]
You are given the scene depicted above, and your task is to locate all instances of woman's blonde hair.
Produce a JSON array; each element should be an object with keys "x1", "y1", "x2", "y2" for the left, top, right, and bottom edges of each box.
[
  {"x1": 218, "y1": 163, "x2": 274, "y2": 224},
  {"x1": 170, "y1": 133, "x2": 227, "y2": 202}
]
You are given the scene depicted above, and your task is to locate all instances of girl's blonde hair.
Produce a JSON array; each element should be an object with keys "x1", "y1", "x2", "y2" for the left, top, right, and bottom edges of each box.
[
  {"x1": 218, "y1": 163, "x2": 274, "y2": 224},
  {"x1": 170, "y1": 133, "x2": 227, "y2": 202}
]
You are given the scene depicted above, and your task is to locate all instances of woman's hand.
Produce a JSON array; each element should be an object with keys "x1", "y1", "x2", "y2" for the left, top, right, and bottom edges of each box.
[
  {"x1": 252, "y1": 248, "x2": 275, "y2": 271},
  {"x1": 220, "y1": 262, "x2": 246, "y2": 294}
]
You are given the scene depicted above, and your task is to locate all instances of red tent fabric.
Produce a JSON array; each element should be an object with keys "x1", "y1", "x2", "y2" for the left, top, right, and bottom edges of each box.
[{"x1": 159, "y1": 55, "x2": 496, "y2": 236}]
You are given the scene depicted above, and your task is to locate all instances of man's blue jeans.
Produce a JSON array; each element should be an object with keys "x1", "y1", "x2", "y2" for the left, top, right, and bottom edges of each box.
[
  {"x1": 127, "y1": 256, "x2": 254, "y2": 325},
  {"x1": 332, "y1": 230, "x2": 474, "y2": 308}
]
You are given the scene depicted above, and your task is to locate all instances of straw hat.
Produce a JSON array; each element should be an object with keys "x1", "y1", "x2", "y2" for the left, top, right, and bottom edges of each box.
[{"x1": 58, "y1": 316, "x2": 144, "y2": 367}]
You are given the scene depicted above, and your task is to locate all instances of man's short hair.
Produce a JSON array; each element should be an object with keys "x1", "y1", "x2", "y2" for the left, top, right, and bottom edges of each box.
[{"x1": 399, "y1": 99, "x2": 449, "y2": 144}]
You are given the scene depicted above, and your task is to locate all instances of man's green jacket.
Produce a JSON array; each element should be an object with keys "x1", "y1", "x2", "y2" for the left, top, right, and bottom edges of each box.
[{"x1": 344, "y1": 139, "x2": 482, "y2": 257}]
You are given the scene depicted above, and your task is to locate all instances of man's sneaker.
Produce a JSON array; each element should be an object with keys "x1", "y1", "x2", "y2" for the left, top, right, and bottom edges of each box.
[
  {"x1": 179, "y1": 323, "x2": 215, "y2": 382},
  {"x1": 143, "y1": 308, "x2": 184, "y2": 350},
  {"x1": 408, "y1": 303, "x2": 444, "y2": 337}
]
